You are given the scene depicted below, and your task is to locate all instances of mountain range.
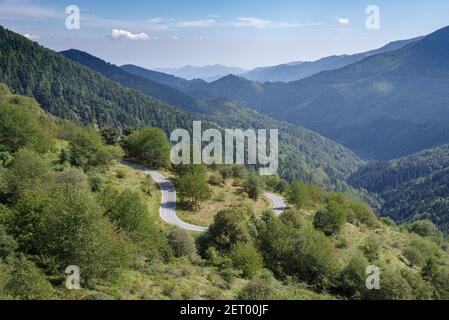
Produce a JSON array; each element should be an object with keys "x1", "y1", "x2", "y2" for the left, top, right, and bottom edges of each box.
[
  {"x1": 154, "y1": 64, "x2": 247, "y2": 82},
  {"x1": 241, "y1": 37, "x2": 422, "y2": 83},
  {"x1": 124, "y1": 26, "x2": 449, "y2": 161}
]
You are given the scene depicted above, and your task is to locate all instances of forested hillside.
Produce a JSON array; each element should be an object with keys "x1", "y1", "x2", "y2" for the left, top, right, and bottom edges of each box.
[
  {"x1": 0, "y1": 26, "x2": 192, "y2": 133},
  {"x1": 61, "y1": 49, "x2": 202, "y2": 114},
  {"x1": 348, "y1": 145, "x2": 449, "y2": 232},
  {"x1": 63, "y1": 50, "x2": 367, "y2": 193},
  {"x1": 1, "y1": 86, "x2": 448, "y2": 300}
]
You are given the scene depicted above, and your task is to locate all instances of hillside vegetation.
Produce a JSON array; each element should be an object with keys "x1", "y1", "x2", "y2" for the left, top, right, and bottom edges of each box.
[
  {"x1": 0, "y1": 26, "x2": 192, "y2": 133},
  {"x1": 349, "y1": 145, "x2": 449, "y2": 232},
  {"x1": 1, "y1": 86, "x2": 448, "y2": 300}
]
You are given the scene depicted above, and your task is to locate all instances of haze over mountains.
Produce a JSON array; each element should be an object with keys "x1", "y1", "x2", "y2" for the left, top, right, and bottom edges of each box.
[
  {"x1": 155, "y1": 64, "x2": 248, "y2": 82},
  {"x1": 241, "y1": 37, "x2": 423, "y2": 83}
]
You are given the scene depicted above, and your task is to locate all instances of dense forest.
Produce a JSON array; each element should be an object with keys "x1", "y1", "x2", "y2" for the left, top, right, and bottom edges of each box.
[
  {"x1": 1, "y1": 86, "x2": 449, "y2": 300},
  {"x1": 348, "y1": 145, "x2": 449, "y2": 232},
  {"x1": 0, "y1": 26, "x2": 192, "y2": 134}
]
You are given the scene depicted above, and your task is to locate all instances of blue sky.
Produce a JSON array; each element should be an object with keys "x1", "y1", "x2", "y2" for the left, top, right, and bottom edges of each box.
[{"x1": 2, "y1": 0, "x2": 449, "y2": 69}]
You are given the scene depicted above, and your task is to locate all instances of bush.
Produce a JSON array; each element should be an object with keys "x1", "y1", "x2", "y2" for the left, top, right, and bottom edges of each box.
[
  {"x1": 406, "y1": 220, "x2": 444, "y2": 244},
  {"x1": 167, "y1": 228, "x2": 196, "y2": 258},
  {"x1": 56, "y1": 167, "x2": 89, "y2": 190},
  {"x1": 208, "y1": 173, "x2": 224, "y2": 186},
  {"x1": 257, "y1": 215, "x2": 338, "y2": 290},
  {"x1": 348, "y1": 202, "x2": 379, "y2": 228},
  {"x1": 2, "y1": 255, "x2": 54, "y2": 300},
  {"x1": 286, "y1": 181, "x2": 310, "y2": 209},
  {"x1": 314, "y1": 201, "x2": 347, "y2": 236},
  {"x1": 0, "y1": 99, "x2": 54, "y2": 154},
  {"x1": 243, "y1": 173, "x2": 262, "y2": 200},
  {"x1": 198, "y1": 209, "x2": 250, "y2": 255},
  {"x1": 237, "y1": 277, "x2": 277, "y2": 300},
  {"x1": 0, "y1": 225, "x2": 17, "y2": 260},
  {"x1": 1, "y1": 148, "x2": 53, "y2": 200},
  {"x1": 101, "y1": 189, "x2": 148, "y2": 233},
  {"x1": 336, "y1": 253, "x2": 369, "y2": 299},
  {"x1": 35, "y1": 185, "x2": 132, "y2": 282},
  {"x1": 361, "y1": 235, "x2": 382, "y2": 261},
  {"x1": 403, "y1": 247, "x2": 426, "y2": 268},
  {"x1": 363, "y1": 268, "x2": 415, "y2": 300},
  {"x1": 122, "y1": 127, "x2": 171, "y2": 169},
  {"x1": 230, "y1": 242, "x2": 264, "y2": 278},
  {"x1": 69, "y1": 129, "x2": 115, "y2": 170},
  {"x1": 177, "y1": 165, "x2": 211, "y2": 207}
]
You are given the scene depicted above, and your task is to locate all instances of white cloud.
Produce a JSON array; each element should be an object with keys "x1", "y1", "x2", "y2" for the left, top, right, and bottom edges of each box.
[
  {"x1": 110, "y1": 29, "x2": 149, "y2": 40},
  {"x1": 231, "y1": 17, "x2": 321, "y2": 29},
  {"x1": 24, "y1": 33, "x2": 40, "y2": 40},
  {"x1": 171, "y1": 35, "x2": 179, "y2": 40},
  {"x1": 336, "y1": 18, "x2": 350, "y2": 25}
]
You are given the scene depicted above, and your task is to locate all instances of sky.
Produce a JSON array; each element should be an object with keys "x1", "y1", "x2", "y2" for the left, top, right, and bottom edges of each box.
[{"x1": 2, "y1": 0, "x2": 449, "y2": 69}]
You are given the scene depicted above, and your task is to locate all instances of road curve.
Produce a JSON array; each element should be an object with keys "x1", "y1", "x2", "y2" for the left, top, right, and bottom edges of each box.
[{"x1": 123, "y1": 162, "x2": 286, "y2": 232}]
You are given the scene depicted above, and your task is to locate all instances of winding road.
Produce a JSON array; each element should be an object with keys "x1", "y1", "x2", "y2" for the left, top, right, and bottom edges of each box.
[{"x1": 123, "y1": 162, "x2": 286, "y2": 232}]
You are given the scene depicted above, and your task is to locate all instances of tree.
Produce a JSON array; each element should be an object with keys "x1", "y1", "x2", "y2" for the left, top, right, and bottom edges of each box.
[
  {"x1": 35, "y1": 185, "x2": 132, "y2": 282},
  {"x1": 177, "y1": 165, "x2": 211, "y2": 207},
  {"x1": 243, "y1": 173, "x2": 262, "y2": 200},
  {"x1": 101, "y1": 189, "x2": 148, "y2": 233},
  {"x1": 314, "y1": 201, "x2": 347, "y2": 236},
  {"x1": 100, "y1": 127, "x2": 120, "y2": 145},
  {"x1": 286, "y1": 181, "x2": 310, "y2": 209},
  {"x1": 0, "y1": 98, "x2": 54, "y2": 154},
  {"x1": 69, "y1": 129, "x2": 115, "y2": 170},
  {"x1": 336, "y1": 253, "x2": 369, "y2": 299},
  {"x1": 230, "y1": 242, "x2": 264, "y2": 278},
  {"x1": 0, "y1": 225, "x2": 17, "y2": 260},
  {"x1": 0, "y1": 148, "x2": 53, "y2": 200},
  {"x1": 2, "y1": 255, "x2": 54, "y2": 300},
  {"x1": 257, "y1": 214, "x2": 338, "y2": 290},
  {"x1": 123, "y1": 127, "x2": 171, "y2": 168},
  {"x1": 167, "y1": 228, "x2": 196, "y2": 258},
  {"x1": 198, "y1": 209, "x2": 250, "y2": 255}
]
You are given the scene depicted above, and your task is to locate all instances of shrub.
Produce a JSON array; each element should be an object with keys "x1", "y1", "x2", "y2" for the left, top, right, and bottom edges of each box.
[
  {"x1": 406, "y1": 220, "x2": 444, "y2": 244},
  {"x1": 361, "y1": 235, "x2": 382, "y2": 261},
  {"x1": 35, "y1": 185, "x2": 132, "y2": 282},
  {"x1": 257, "y1": 216, "x2": 338, "y2": 290},
  {"x1": 348, "y1": 202, "x2": 379, "y2": 228},
  {"x1": 69, "y1": 129, "x2": 115, "y2": 170},
  {"x1": 237, "y1": 276, "x2": 276, "y2": 300},
  {"x1": 0, "y1": 225, "x2": 17, "y2": 260},
  {"x1": 167, "y1": 228, "x2": 196, "y2": 258},
  {"x1": 208, "y1": 173, "x2": 224, "y2": 186},
  {"x1": 314, "y1": 201, "x2": 347, "y2": 236},
  {"x1": 363, "y1": 268, "x2": 415, "y2": 300},
  {"x1": 243, "y1": 173, "x2": 262, "y2": 200},
  {"x1": 177, "y1": 165, "x2": 211, "y2": 207},
  {"x1": 198, "y1": 209, "x2": 250, "y2": 254},
  {"x1": 336, "y1": 253, "x2": 369, "y2": 299},
  {"x1": 403, "y1": 247, "x2": 426, "y2": 268},
  {"x1": 230, "y1": 242, "x2": 264, "y2": 278},
  {"x1": 286, "y1": 181, "x2": 310, "y2": 209},
  {"x1": 0, "y1": 100, "x2": 54, "y2": 154},
  {"x1": 3, "y1": 255, "x2": 54, "y2": 300}
]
